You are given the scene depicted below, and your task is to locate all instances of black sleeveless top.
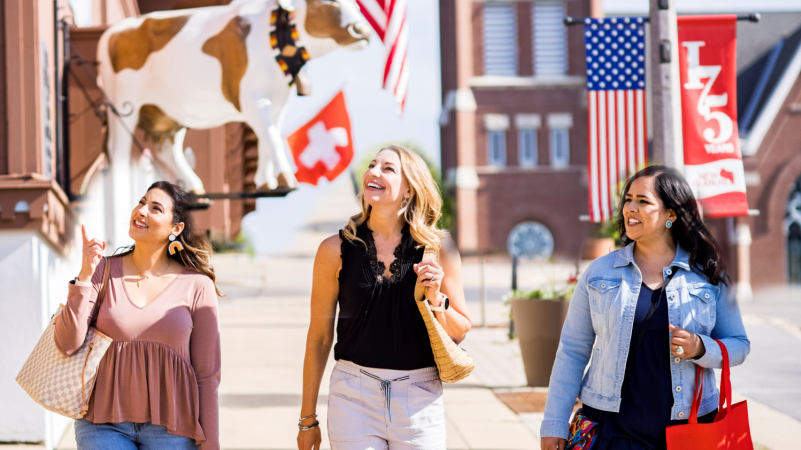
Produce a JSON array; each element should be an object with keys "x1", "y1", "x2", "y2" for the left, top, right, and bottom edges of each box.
[{"x1": 334, "y1": 224, "x2": 436, "y2": 370}]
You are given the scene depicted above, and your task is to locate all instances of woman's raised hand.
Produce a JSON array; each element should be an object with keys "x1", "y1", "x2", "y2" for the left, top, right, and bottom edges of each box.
[
  {"x1": 414, "y1": 260, "x2": 445, "y2": 305},
  {"x1": 78, "y1": 225, "x2": 106, "y2": 283},
  {"x1": 541, "y1": 437, "x2": 566, "y2": 450},
  {"x1": 668, "y1": 324, "x2": 706, "y2": 359}
]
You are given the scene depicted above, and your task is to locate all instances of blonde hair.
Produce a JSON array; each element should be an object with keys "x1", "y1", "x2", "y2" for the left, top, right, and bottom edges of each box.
[{"x1": 343, "y1": 144, "x2": 446, "y2": 250}]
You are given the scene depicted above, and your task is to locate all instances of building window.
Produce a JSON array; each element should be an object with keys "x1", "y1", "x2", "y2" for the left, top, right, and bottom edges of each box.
[
  {"x1": 515, "y1": 114, "x2": 541, "y2": 167},
  {"x1": 519, "y1": 129, "x2": 538, "y2": 167},
  {"x1": 548, "y1": 113, "x2": 572, "y2": 167},
  {"x1": 485, "y1": 114, "x2": 510, "y2": 167},
  {"x1": 533, "y1": 2, "x2": 567, "y2": 75},
  {"x1": 550, "y1": 128, "x2": 570, "y2": 167},
  {"x1": 488, "y1": 130, "x2": 507, "y2": 166},
  {"x1": 483, "y1": 5, "x2": 518, "y2": 76}
]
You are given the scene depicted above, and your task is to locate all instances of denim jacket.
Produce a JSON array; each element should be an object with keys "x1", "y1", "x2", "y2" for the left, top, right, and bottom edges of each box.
[{"x1": 540, "y1": 243, "x2": 750, "y2": 439}]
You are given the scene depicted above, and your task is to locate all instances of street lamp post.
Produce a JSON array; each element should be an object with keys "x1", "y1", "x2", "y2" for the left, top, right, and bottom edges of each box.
[{"x1": 649, "y1": 0, "x2": 684, "y2": 169}]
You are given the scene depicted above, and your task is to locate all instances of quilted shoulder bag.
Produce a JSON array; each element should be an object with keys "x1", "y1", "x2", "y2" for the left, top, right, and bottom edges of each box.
[
  {"x1": 16, "y1": 257, "x2": 114, "y2": 419},
  {"x1": 414, "y1": 246, "x2": 476, "y2": 383}
]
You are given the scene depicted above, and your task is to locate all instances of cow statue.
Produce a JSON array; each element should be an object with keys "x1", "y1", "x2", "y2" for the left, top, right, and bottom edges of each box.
[{"x1": 96, "y1": 0, "x2": 370, "y2": 245}]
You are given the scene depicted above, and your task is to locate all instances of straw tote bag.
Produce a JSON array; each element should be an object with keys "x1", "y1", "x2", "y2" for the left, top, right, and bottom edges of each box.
[
  {"x1": 666, "y1": 339, "x2": 753, "y2": 450},
  {"x1": 16, "y1": 258, "x2": 114, "y2": 419},
  {"x1": 414, "y1": 246, "x2": 476, "y2": 383}
]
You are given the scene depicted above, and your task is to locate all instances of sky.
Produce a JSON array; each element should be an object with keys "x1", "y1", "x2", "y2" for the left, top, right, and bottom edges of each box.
[{"x1": 242, "y1": 0, "x2": 443, "y2": 255}]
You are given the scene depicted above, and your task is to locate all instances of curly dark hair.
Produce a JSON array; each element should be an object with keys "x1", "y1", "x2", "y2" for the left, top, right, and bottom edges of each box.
[{"x1": 616, "y1": 165, "x2": 728, "y2": 286}]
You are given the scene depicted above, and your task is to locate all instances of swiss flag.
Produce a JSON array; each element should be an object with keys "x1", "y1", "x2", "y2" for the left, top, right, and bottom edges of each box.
[{"x1": 287, "y1": 91, "x2": 354, "y2": 185}]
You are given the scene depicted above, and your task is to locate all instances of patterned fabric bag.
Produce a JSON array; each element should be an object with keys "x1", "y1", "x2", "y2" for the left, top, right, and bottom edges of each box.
[
  {"x1": 566, "y1": 408, "x2": 600, "y2": 450},
  {"x1": 414, "y1": 246, "x2": 476, "y2": 383},
  {"x1": 16, "y1": 258, "x2": 113, "y2": 419}
]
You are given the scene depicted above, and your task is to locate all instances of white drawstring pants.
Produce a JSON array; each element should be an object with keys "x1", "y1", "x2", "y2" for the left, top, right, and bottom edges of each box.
[{"x1": 326, "y1": 360, "x2": 447, "y2": 450}]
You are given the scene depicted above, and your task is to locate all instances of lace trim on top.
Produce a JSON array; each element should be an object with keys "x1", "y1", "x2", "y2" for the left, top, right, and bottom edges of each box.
[{"x1": 364, "y1": 225, "x2": 411, "y2": 285}]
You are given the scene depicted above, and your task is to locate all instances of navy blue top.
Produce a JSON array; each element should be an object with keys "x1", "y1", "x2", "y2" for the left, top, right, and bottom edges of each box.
[{"x1": 583, "y1": 283, "x2": 715, "y2": 450}]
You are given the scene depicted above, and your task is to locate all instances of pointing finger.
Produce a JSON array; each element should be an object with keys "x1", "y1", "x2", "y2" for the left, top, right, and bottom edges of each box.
[{"x1": 81, "y1": 225, "x2": 89, "y2": 244}]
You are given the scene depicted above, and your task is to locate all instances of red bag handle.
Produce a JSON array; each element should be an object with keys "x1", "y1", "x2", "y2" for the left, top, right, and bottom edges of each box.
[
  {"x1": 688, "y1": 365, "x2": 704, "y2": 424},
  {"x1": 688, "y1": 339, "x2": 732, "y2": 424},
  {"x1": 715, "y1": 339, "x2": 733, "y2": 421}
]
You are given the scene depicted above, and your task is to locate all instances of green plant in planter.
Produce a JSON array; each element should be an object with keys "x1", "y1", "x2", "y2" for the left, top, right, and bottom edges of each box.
[
  {"x1": 504, "y1": 266, "x2": 579, "y2": 339},
  {"x1": 596, "y1": 220, "x2": 622, "y2": 247}
]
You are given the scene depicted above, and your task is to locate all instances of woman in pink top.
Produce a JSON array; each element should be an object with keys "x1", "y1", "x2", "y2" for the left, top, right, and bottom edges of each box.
[{"x1": 55, "y1": 181, "x2": 222, "y2": 450}]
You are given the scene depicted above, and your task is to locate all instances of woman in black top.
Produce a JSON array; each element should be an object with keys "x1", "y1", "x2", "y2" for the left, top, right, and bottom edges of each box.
[{"x1": 297, "y1": 145, "x2": 472, "y2": 450}]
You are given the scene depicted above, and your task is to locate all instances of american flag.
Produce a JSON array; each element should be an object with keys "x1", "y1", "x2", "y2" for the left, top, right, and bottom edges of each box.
[
  {"x1": 356, "y1": 0, "x2": 409, "y2": 115},
  {"x1": 584, "y1": 17, "x2": 649, "y2": 222}
]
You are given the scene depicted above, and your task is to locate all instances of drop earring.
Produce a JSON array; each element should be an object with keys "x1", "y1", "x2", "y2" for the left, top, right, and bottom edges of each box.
[
  {"x1": 168, "y1": 234, "x2": 184, "y2": 255},
  {"x1": 401, "y1": 194, "x2": 410, "y2": 209},
  {"x1": 666, "y1": 220, "x2": 673, "y2": 229}
]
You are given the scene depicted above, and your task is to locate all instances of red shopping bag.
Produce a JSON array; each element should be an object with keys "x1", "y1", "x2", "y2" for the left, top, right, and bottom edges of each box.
[{"x1": 666, "y1": 339, "x2": 753, "y2": 449}]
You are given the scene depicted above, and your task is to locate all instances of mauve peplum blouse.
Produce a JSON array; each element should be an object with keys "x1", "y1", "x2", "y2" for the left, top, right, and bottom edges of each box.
[{"x1": 54, "y1": 257, "x2": 221, "y2": 450}]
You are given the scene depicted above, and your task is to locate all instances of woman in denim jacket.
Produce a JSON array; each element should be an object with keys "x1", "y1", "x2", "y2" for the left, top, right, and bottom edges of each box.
[{"x1": 541, "y1": 166, "x2": 750, "y2": 450}]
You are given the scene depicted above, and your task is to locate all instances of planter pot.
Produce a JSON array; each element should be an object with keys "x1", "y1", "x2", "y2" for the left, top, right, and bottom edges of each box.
[
  {"x1": 582, "y1": 237, "x2": 615, "y2": 260},
  {"x1": 511, "y1": 298, "x2": 570, "y2": 387}
]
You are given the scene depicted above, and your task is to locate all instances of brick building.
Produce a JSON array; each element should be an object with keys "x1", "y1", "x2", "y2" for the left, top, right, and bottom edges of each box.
[
  {"x1": 0, "y1": 0, "x2": 252, "y2": 444},
  {"x1": 439, "y1": 0, "x2": 600, "y2": 259},
  {"x1": 736, "y1": 19, "x2": 801, "y2": 286}
]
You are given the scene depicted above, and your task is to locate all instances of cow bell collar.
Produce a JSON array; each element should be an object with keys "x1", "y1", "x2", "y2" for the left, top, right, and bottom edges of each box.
[{"x1": 270, "y1": 5, "x2": 312, "y2": 95}]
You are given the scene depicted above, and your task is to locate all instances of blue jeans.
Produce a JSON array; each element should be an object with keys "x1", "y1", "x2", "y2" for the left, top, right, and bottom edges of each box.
[{"x1": 75, "y1": 419, "x2": 198, "y2": 450}]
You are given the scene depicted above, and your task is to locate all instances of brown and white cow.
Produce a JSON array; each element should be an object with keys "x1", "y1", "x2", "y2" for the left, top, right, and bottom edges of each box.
[{"x1": 96, "y1": 0, "x2": 370, "y2": 245}]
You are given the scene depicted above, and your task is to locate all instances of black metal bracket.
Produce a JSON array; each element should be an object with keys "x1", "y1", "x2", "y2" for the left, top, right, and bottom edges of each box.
[
  {"x1": 186, "y1": 187, "x2": 298, "y2": 211},
  {"x1": 188, "y1": 187, "x2": 297, "y2": 200},
  {"x1": 563, "y1": 13, "x2": 760, "y2": 27}
]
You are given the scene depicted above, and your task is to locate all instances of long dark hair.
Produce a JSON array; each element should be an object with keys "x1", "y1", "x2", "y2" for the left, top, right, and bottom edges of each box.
[
  {"x1": 616, "y1": 165, "x2": 728, "y2": 286},
  {"x1": 117, "y1": 181, "x2": 224, "y2": 296}
]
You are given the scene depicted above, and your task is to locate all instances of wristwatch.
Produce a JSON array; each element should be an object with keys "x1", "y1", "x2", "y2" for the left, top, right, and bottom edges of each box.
[{"x1": 429, "y1": 293, "x2": 450, "y2": 312}]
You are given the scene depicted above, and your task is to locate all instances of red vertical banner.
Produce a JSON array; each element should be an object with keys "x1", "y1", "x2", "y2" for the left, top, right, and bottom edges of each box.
[{"x1": 678, "y1": 16, "x2": 749, "y2": 217}]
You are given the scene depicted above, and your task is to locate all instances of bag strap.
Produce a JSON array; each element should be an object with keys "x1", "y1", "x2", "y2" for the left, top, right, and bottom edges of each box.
[
  {"x1": 90, "y1": 257, "x2": 113, "y2": 327},
  {"x1": 687, "y1": 339, "x2": 732, "y2": 423},
  {"x1": 714, "y1": 338, "x2": 732, "y2": 420},
  {"x1": 688, "y1": 365, "x2": 705, "y2": 424},
  {"x1": 414, "y1": 246, "x2": 438, "y2": 303},
  {"x1": 630, "y1": 268, "x2": 676, "y2": 357}
]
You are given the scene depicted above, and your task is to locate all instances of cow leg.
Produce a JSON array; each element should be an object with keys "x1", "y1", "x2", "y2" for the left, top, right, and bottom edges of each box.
[
  {"x1": 106, "y1": 112, "x2": 137, "y2": 249},
  {"x1": 152, "y1": 128, "x2": 205, "y2": 194},
  {"x1": 244, "y1": 102, "x2": 298, "y2": 190}
]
